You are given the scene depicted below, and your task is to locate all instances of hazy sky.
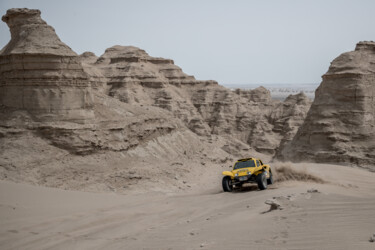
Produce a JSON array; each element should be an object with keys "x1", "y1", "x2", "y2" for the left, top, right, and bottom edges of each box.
[{"x1": 1, "y1": 0, "x2": 374, "y2": 85}]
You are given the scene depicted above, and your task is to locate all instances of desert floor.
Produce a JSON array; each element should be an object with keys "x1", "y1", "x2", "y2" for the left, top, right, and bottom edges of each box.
[{"x1": 1, "y1": 163, "x2": 375, "y2": 250}]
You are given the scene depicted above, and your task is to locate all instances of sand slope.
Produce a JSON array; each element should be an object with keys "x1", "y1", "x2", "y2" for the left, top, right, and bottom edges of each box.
[{"x1": 1, "y1": 163, "x2": 374, "y2": 250}]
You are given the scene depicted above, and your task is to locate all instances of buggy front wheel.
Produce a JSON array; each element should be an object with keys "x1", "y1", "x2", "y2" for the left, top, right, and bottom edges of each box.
[{"x1": 222, "y1": 176, "x2": 233, "y2": 192}]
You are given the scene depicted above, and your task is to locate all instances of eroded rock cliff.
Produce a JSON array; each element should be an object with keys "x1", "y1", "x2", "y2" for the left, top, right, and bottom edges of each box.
[
  {"x1": 0, "y1": 8, "x2": 94, "y2": 123},
  {"x1": 279, "y1": 41, "x2": 375, "y2": 169}
]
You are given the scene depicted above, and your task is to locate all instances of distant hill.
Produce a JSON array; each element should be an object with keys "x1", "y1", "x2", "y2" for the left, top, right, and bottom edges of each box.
[{"x1": 221, "y1": 83, "x2": 318, "y2": 100}]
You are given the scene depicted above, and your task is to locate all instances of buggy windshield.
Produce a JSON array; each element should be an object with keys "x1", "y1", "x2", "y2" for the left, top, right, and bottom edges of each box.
[{"x1": 234, "y1": 160, "x2": 256, "y2": 170}]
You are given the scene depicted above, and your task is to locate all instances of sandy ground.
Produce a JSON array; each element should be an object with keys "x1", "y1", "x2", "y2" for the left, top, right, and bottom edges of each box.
[{"x1": 1, "y1": 163, "x2": 375, "y2": 250}]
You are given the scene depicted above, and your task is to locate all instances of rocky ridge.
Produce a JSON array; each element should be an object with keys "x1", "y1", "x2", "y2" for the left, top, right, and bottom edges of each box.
[{"x1": 81, "y1": 46, "x2": 312, "y2": 155}]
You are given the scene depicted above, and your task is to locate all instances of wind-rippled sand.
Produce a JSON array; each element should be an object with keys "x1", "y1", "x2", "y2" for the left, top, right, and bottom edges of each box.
[{"x1": 1, "y1": 163, "x2": 374, "y2": 250}]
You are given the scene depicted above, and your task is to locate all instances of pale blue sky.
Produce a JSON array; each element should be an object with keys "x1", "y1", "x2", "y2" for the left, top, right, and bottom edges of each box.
[{"x1": 1, "y1": 0, "x2": 374, "y2": 85}]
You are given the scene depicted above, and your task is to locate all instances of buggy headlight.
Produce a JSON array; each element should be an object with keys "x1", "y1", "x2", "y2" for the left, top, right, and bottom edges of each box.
[
  {"x1": 235, "y1": 173, "x2": 238, "y2": 177},
  {"x1": 248, "y1": 172, "x2": 251, "y2": 175}
]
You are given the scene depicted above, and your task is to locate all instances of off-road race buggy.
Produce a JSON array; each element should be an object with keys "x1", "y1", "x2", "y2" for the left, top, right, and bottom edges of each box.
[{"x1": 222, "y1": 158, "x2": 273, "y2": 192}]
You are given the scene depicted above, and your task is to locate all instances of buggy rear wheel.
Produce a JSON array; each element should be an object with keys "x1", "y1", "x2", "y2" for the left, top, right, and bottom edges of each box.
[
  {"x1": 267, "y1": 171, "x2": 274, "y2": 185},
  {"x1": 256, "y1": 172, "x2": 268, "y2": 190}
]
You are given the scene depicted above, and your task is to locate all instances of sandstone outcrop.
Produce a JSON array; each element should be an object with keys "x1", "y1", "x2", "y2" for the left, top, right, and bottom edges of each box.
[
  {"x1": 0, "y1": 8, "x2": 94, "y2": 123},
  {"x1": 280, "y1": 41, "x2": 375, "y2": 168}
]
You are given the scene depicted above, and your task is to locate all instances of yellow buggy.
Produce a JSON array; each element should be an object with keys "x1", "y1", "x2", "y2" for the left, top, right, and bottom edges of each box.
[{"x1": 222, "y1": 158, "x2": 273, "y2": 192}]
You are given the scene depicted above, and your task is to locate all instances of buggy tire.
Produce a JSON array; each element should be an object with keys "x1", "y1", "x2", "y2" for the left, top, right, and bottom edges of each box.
[
  {"x1": 256, "y1": 172, "x2": 268, "y2": 190},
  {"x1": 222, "y1": 176, "x2": 233, "y2": 192},
  {"x1": 267, "y1": 171, "x2": 274, "y2": 185}
]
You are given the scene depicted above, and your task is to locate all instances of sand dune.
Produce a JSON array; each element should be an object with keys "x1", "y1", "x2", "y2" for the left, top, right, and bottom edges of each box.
[{"x1": 1, "y1": 163, "x2": 374, "y2": 250}]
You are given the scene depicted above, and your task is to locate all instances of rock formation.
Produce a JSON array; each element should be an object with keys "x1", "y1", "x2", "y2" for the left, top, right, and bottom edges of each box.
[
  {"x1": 0, "y1": 8, "x2": 314, "y2": 192},
  {"x1": 0, "y1": 8, "x2": 197, "y2": 156},
  {"x1": 0, "y1": 8, "x2": 94, "y2": 123},
  {"x1": 0, "y1": 8, "x2": 313, "y2": 158},
  {"x1": 84, "y1": 45, "x2": 214, "y2": 136},
  {"x1": 272, "y1": 92, "x2": 312, "y2": 158},
  {"x1": 82, "y1": 47, "x2": 312, "y2": 155},
  {"x1": 188, "y1": 85, "x2": 281, "y2": 154},
  {"x1": 79, "y1": 52, "x2": 107, "y2": 91},
  {"x1": 280, "y1": 41, "x2": 375, "y2": 169}
]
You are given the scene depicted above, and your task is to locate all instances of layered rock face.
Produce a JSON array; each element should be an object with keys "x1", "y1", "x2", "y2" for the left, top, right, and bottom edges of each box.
[
  {"x1": 94, "y1": 45, "x2": 200, "y2": 88},
  {"x1": 272, "y1": 92, "x2": 313, "y2": 158},
  {"x1": 188, "y1": 86, "x2": 281, "y2": 154},
  {"x1": 0, "y1": 8, "x2": 94, "y2": 123},
  {"x1": 83, "y1": 45, "x2": 217, "y2": 136},
  {"x1": 280, "y1": 42, "x2": 375, "y2": 168}
]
